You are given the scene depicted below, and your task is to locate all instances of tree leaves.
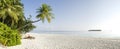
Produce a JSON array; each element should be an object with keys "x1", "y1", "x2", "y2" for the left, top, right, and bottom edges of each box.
[
  {"x1": 0, "y1": 22, "x2": 21, "y2": 46},
  {"x1": 0, "y1": 0, "x2": 24, "y2": 27},
  {"x1": 36, "y1": 3, "x2": 54, "y2": 23}
]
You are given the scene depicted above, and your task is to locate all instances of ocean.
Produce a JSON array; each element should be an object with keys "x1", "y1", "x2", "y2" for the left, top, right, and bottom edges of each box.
[{"x1": 33, "y1": 31, "x2": 120, "y2": 38}]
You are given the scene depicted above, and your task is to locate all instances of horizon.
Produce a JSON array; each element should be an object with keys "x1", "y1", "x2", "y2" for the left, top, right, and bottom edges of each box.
[
  {"x1": 1, "y1": 0, "x2": 120, "y2": 48},
  {"x1": 21, "y1": 0, "x2": 120, "y2": 33}
]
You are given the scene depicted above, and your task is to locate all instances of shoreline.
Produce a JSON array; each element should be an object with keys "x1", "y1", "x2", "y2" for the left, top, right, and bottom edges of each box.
[{"x1": 0, "y1": 33, "x2": 120, "y2": 49}]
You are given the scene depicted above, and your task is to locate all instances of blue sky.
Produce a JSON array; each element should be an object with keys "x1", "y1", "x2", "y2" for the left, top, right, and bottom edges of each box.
[{"x1": 21, "y1": 0, "x2": 120, "y2": 32}]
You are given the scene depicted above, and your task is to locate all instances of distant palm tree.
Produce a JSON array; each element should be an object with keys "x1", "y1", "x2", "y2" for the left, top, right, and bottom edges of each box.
[
  {"x1": 0, "y1": 0, "x2": 24, "y2": 26},
  {"x1": 18, "y1": 3, "x2": 54, "y2": 30},
  {"x1": 36, "y1": 3, "x2": 54, "y2": 23}
]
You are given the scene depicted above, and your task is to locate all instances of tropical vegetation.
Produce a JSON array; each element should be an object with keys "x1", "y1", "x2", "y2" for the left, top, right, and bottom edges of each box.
[
  {"x1": 0, "y1": 0, "x2": 54, "y2": 46},
  {"x1": 0, "y1": 22, "x2": 21, "y2": 46}
]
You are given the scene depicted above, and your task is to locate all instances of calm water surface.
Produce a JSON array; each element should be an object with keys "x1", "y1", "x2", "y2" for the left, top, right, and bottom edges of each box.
[{"x1": 34, "y1": 31, "x2": 120, "y2": 38}]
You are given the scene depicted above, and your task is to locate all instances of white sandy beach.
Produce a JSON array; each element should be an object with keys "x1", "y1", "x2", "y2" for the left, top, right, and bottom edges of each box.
[{"x1": 0, "y1": 33, "x2": 120, "y2": 49}]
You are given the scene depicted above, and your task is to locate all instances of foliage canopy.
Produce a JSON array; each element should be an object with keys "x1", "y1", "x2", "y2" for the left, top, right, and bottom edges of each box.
[
  {"x1": 0, "y1": 0, "x2": 54, "y2": 46},
  {"x1": 0, "y1": 22, "x2": 21, "y2": 46},
  {"x1": 0, "y1": 0, "x2": 24, "y2": 27}
]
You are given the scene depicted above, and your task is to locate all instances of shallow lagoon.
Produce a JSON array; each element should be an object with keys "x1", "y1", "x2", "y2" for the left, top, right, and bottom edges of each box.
[{"x1": 33, "y1": 31, "x2": 120, "y2": 38}]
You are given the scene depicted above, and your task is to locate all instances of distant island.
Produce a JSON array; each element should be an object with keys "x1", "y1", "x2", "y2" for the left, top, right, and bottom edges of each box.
[{"x1": 88, "y1": 29, "x2": 102, "y2": 31}]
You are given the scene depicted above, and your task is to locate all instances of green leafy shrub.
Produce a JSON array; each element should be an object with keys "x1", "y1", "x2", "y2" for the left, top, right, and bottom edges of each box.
[{"x1": 0, "y1": 22, "x2": 21, "y2": 46}]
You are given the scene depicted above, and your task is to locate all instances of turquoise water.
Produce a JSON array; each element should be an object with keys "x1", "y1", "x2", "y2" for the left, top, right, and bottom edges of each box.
[{"x1": 34, "y1": 31, "x2": 120, "y2": 38}]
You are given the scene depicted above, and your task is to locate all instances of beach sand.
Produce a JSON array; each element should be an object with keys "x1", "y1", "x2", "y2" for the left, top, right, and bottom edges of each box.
[{"x1": 0, "y1": 33, "x2": 120, "y2": 49}]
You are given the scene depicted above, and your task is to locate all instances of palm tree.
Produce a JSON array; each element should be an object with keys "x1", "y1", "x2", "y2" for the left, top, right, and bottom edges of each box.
[
  {"x1": 0, "y1": 0, "x2": 24, "y2": 27},
  {"x1": 18, "y1": 3, "x2": 54, "y2": 30},
  {"x1": 36, "y1": 3, "x2": 54, "y2": 23}
]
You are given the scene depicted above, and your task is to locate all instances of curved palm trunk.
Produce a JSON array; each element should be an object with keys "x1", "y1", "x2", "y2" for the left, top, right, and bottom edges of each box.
[
  {"x1": 31, "y1": 19, "x2": 41, "y2": 23},
  {"x1": 17, "y1": 19, "x2": 41, "y2": 30}
]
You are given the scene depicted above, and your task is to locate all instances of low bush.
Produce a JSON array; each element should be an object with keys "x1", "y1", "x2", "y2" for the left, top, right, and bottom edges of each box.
[{"x1": 0, "y1": 22, "x2": 21, "y2": 46}]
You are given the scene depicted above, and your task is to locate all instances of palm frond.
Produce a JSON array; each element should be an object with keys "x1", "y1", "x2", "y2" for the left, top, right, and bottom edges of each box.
[{"x1": 36, "y1": 3, "x2": 54, "y2": 23}]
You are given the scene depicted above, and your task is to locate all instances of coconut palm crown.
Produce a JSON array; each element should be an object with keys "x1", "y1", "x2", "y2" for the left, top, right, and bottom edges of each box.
[
  {"x1": 0, "y1": 0, "x2": 24, "y2": 26},
  {"x1": 36, "y1": 3, "x2": 54, "y2": 23}
]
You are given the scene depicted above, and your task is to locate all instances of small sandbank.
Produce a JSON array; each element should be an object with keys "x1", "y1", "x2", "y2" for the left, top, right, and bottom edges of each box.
[{"x1": 0, "y1": 33, "x2": 120, "y2": 49}]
